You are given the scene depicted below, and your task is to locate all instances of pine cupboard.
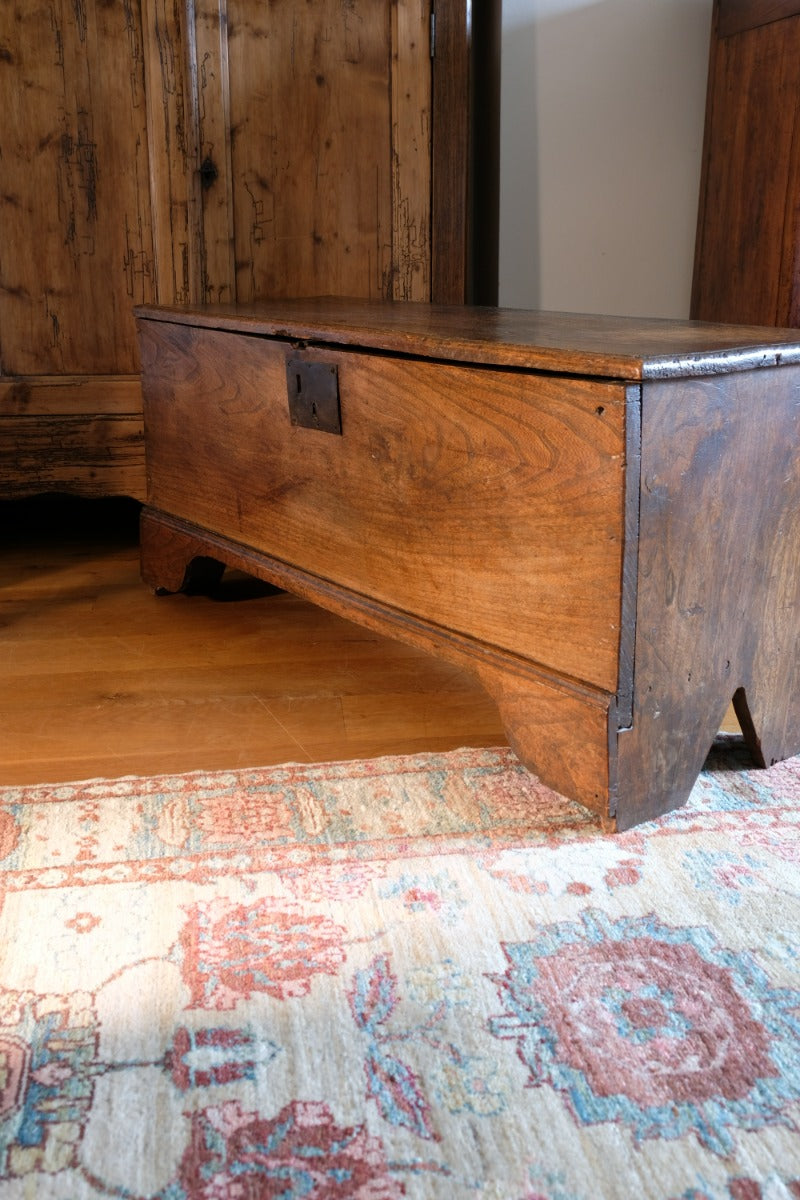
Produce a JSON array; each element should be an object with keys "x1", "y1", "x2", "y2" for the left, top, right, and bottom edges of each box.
[{"x1": 0, "y1": 0, "x2": 499, "y2": 500}]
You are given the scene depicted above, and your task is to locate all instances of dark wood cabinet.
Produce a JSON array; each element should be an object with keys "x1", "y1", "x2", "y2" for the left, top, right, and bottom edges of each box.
[
  {"x1": 691, "y1": 0, "x2": 800, "y2": 326},
  {"x1": 0, "y1": 0, "x2": 499, "y2": 501}
]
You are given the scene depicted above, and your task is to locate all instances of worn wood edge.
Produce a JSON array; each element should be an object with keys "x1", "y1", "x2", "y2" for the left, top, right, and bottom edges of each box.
[
  {"x1": 0, "y1": 416, "x2": 146, "y2": 500},
  {"x1": 616, "y1": 384, "x2": 642, "y2": 731},
  {"x1": 0, "y1": 415, "x2": 146, "y2": 500},
  {"x1": 133, "y1": 306, "x2": 649, "y2": 378},
  {"x1": 640, "y1": 345, "x2": 800, "y2": 377},
  {"x1": 133, "y1": 305, "x2": 800, "y2": 380}
]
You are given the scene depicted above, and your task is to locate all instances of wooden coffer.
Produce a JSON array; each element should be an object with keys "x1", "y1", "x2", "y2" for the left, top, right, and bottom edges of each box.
[{"x1": 136, "y1": 299, "x2": 800, "y2": 831}]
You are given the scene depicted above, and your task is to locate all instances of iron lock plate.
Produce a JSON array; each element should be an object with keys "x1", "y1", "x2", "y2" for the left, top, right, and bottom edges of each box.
[{"x1": 286, "y1": 358, "x2": 342, "y2": 435}]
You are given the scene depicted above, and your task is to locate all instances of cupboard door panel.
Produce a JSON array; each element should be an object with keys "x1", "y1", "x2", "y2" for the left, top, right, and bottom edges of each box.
[
  {"x1": 0, "y1": 0, "x2": 155, "y2": 376},
  {"x1": 140, "y1": 0, "x2": 202, "y2": 309},
  {"x1": 225, "y1": 0, "x2": 430, "y2": 302},
  {"x1": 390, "y1": 0, "x2": 432, "y2": 300},
  {"x1": 193, "y1": 0, "x2": 237, "y2": 305}
]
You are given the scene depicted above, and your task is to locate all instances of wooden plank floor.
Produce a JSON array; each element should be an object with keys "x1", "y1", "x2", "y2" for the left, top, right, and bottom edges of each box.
[{"x1": 0, "y1": 495, "x2": 508, "y2": 785}]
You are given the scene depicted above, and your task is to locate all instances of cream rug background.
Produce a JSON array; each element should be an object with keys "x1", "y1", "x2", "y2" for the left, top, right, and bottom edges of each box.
[{"x1": 0, "y1": 738, "x2": 799, "y2": 1198}]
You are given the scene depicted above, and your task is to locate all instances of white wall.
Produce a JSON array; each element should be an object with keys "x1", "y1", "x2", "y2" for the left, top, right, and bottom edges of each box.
[{"x1": 498, "y1": 0, "x2": 713, "y2": 317}]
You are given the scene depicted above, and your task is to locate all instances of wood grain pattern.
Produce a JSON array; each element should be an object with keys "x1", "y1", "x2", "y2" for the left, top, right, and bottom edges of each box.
[
  {"x1": 692, "y1": 0, "x2": 800, "y2": 326},
  {"x1": 140, "y1": 508, "x2": 615, "y2": 821},
  {"x1": 192, "y1": 0, "x2": 236, "y2": 305},
  {"x1": 2, "y1": 496, "x2": 505, "y2": 784},
  {"x1": 616, "y1": 365, "x2": 800, "y2": 828},
  {"x1": 0, "y1": 0, "x2": 155, "y2": 375},
  {"x1": 1, "y1": 0, "x2": 163, "y2": 500},
  {"x1": 1, "y1": 496, "x2": 740, "y2": 791},
  {"x1": 137, "y1": 298, "x2": 800, "y2": 378},
  {"x1": 476, "y1": 660, "x2": 615, "y2": 827},
  {"x1": 0, "y1": 376, "x2": 146, "y2": 497},
  {"x1": 141, "y1": 0, "x2": 201, "y2": 306},
  {"x1": 139, "y1": 319, "x2": 628, "y2": 690},
  {"x1": 137, "y1": 301, "x2": 800, "y2": 828},
  {"x1": 0, "y1": 378, "x2": 142, "y2": 417},
  {"x1": 0, "y1": 416, "x2": 145, "y2": 499},
  {"x1": 3, "y1": 2, "x2": 490, "y2": 500},
  {"x1": 227, "y1": 0, "x2": 395, "y2": 301},
  {"x1": 391, "y1": 0, "x2": 431, "y2": 300}
]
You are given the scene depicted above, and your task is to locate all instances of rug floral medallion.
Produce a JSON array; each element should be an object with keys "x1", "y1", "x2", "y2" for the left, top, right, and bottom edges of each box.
[{"x1": 0, "y1": 738, "x2": 799, "y2": 1198}]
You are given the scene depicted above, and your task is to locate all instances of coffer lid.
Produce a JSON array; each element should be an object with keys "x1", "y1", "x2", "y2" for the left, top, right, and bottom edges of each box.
[{"x1": 134, "y1": 298, "x2": 800, "y2": 381}]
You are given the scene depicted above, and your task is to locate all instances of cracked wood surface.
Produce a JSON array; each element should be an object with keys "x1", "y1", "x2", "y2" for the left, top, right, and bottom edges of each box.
[
  {"x1": 1, "y1": 0, "x2": 155, "y2": 376},
  {"x1": 226, "y1": 0, "x2": 430, "y2": 303},
  {"x1": 1, "y1": 0, "x2": 450, "y2": 499}
]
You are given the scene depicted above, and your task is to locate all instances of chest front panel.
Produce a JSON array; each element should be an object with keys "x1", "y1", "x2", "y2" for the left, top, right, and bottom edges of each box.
[{"x1": 139, "y1": 320, "x2": 628, "y2": 692}]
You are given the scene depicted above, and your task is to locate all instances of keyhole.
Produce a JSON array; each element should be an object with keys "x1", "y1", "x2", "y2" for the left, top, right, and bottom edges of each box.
[{"x1": 286, "y1": 357, "x2": 341, "y2": 435}]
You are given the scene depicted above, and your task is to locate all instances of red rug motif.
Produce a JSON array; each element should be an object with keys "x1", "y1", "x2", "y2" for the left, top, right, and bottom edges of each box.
[{"x1": 0, "y1": 739, "x2": 799, "y2": 1198}]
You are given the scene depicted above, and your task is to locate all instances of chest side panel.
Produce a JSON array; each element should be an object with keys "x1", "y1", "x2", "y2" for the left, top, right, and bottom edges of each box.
[{"x1": 140, "y1": 321, "x2": 628, "y2": 692}]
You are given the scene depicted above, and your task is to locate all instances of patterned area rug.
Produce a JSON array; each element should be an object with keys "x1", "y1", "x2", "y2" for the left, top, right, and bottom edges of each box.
[{"x1": 0, "y1": 738, "x2": 799, "y2": 1199}]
